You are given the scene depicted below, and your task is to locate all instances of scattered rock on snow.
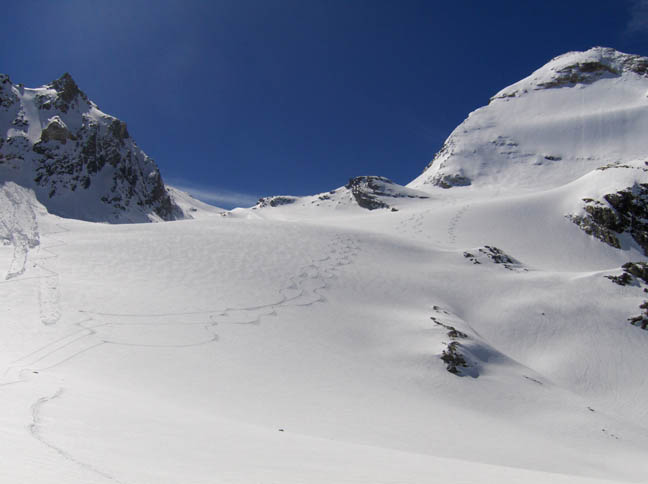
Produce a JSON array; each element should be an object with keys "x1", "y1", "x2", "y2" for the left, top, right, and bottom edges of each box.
[
  {"x1": 257, "y1": 195, "x2": 298, "y2": 208},
  {"x1": 463, "y1": 246, "x2": 526, "y2": 271},
  {"x1": 570, "y1": 183, "x2": 648, "y2": 255},
  {"x1": 345, "y1": 176, "x2": 429, "y2": 210},
  {"x1": 606, "y1": 262, "x2": 648, "y2": 330},
  {"x1": 440, "y1": 341, "x2": 469, "y2": 375}
]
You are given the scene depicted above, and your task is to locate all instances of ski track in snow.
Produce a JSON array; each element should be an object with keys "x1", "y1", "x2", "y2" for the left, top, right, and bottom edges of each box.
[
  {"x1": 2, "y1": 233, "x2": 360, "y2": 376},
  {"x1": 29, "y1": 387, "x2": 126, "y2": 483},
  {"x1": 35, "y1": 225, "x2": 66, "y2": 326},
  {"x1": 2, "y1": 232, "x2": 360, "y2": 480},
  {"x1": 447, "y1": 204, "x2": 470, "y2": 245},
  {"x1": 396, "y1": 210, "x2": 434, "y2": 242}
]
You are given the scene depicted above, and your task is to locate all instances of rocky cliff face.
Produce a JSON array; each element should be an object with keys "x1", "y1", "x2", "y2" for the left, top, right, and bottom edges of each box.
[{"x1": 0, "y1": 73, "x2": 185, "y2": 223}]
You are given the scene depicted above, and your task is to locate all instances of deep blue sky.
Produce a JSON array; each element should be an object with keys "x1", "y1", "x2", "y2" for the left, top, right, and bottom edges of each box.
[{"x1": 2, "y1": 1, "x2": 648, "y2": 207}]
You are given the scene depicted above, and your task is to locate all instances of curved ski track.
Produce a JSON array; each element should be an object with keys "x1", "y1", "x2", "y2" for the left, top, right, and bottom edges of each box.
[{"x1": 1, "y1": 229, "x2": 360, "y2": 482}]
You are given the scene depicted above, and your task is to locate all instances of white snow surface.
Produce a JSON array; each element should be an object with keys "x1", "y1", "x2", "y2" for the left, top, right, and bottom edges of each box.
[
  {"x1": 409, "y1": 47, "x2": 648, "y2": 193},
  {"x1": 2, "y1": 179, "x2": 648, "y2": 483},
  {"x1": 3, "y1": 48, "x2": 648, "y2": 483},
  {"x1": 165, "y1": 185, "x2": 225, "y2": 218}
]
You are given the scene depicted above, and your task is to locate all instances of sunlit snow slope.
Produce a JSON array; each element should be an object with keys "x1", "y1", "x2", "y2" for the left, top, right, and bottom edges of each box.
[{"x1": 3, "y1": 48, "x2": 648, "y2": 484}]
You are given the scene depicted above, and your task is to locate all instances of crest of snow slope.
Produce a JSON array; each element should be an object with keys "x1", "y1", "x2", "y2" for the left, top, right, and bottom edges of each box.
[
  {"x1": 408, "y1": 47, "x2": 648, "y2": 193},
  {"x1": 165, "y1": 185, "x2": 225, "y2": 218},
  {"x1": 246, "y1": 175, "x2": 431, "y2": 219},
  {"x1": 0, "y1": 73, "x2": 201, "y2": 223}
]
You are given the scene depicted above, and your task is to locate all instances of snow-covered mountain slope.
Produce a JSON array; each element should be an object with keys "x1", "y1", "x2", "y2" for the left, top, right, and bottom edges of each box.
[
  {"x1": 406, "y1": 47, "x2": 648, "y2": 256},
  {"x1": 0, "y1": 73, "x2": 200, "y2": 223},
  {"x1": 4, "y1": 48, "x2": 648, "y2": 484},
  {"x1": 2, "y1": 192, "x2": 648, "y2": 483},
  {"x1": 409, "y1": 47, "x2": 648, "y2": 193},
  {"x1": 165, "y1": 185, "x2": 224, "y2": 218}
]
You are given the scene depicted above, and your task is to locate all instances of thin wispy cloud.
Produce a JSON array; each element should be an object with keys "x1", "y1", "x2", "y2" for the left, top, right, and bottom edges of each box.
[
  {"x1": 627, "y1": 0, "x2": 648, "y2": 34},
  {"x1": 167, "y1": 179, "x2": 259, "y2": 209}
]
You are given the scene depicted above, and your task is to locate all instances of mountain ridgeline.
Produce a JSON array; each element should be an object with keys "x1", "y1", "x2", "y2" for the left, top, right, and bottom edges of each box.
[
  {"x1": 254, "y1": 47, "x2": 648, "y2": 256},
  {"x1": 0, "y1": 73, "x2": 185, "y2": 223}
]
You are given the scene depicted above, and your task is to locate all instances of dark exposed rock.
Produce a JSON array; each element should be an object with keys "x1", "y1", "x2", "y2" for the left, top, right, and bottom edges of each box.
[
  {"x1": 40, "y1": 117, "x2": 71, "y2": 144},
  {"x1": 440, "y1": 342, "x2": 469, "y2": 375},
  {"x1": 345, "y1": 176, "x2": 429, "y2": 210},
  {"x1": 570, "y1": 183, "x2": 648, "y2": 255},
  {"x1": 431, "y1": 316, "x2": 468, "y2": 339},
  {"x1": 0, "y1": 74, "x2": 17, "y2": 110},
  {"x1": 607, "y1": 272, "x2": 633, "y2": 286},
  {"x1": 464, "y1": 246, "x2": 525, "y2": 270},
  {"x1": 607, "y1": 262, "x2": 648, "y2": 286},
  {"x1": 482, "y1": 246, "x2": 516, "y2": 265},
  {"x1": 345, "y1": 176, "x2": 392, "y2": 210},
  {"x1": 534, "y1": 50, "x2": 648, "y2": 91},
  {"x1": 622, "y1": 262, "x2": 648, "y2": 283},
  {"x1": 431, "y1": 313, "x2": 473, "y2": 376},
  {"x1": 606, "y1": 262, "x2": 648, "y2": 330},
  {"x1": 629, "y1": 302, "x2": 648, "y2": 330},
  {"x1": 49, "y1": 72, "x2": 87, "y2": 111},
  {"x1": 109, "y1": 119, "x2": 129, "y2": 143},
  {"x1": 12, "y1": 117, "x2": 28, "y2": 128},
  {"x1": 436, "y1": 173, "x2": 471, "y2": 189},
  {"x1": 537, "y1": 61, "x2": 619, "y2": 89},
  {"x1": 258, "y1": 196, "x2": 298, "y2": 208}
]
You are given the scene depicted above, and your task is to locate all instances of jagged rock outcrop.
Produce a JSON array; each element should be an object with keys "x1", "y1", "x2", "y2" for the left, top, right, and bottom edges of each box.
[
  {"x1": 607, "y1": 262, "x2": 648, "y2": 330},
  {"x1": 40, "y1": 117, "x2": 72, "y2": 143},
  {"x1": 345, "y1": 176, "x2": 429, "y2": 210},
  {"x1": 0, "y1": 72, "x2": 185, "y2": 223},
  {"x1": 257, "y1": 195, "x2": 298, "y2": 208},
  {"x1": 607, "y1": 262, "x2": 648, "y2": 286},
  {"x1": 570, "y1": 181, "x2": 648, "y2": 255},
  {"x1": 463, "y1": 246, "x2": 526, "y2": 271}
]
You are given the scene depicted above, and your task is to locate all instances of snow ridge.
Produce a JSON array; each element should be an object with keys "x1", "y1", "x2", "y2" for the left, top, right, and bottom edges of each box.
[{"x1": 409, "y1": 47, "x2": 648, "y2": 193}]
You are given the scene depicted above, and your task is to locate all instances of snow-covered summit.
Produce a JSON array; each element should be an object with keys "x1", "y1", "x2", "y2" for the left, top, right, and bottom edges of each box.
[
  {"x1": 494, "y1": 47, "x2": 648, "y2": 99},
  {"x1": 409, "y1": 47, "x2": 648, "y2": 193},
  {"x1": 0, "y1": 73, "x2": 196, "y2": 223}
]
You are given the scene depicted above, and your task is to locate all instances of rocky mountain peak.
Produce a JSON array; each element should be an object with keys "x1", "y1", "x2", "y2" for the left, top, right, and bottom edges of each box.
[
  {"x1": 493, "y1": 47, "x2": 648, "y2": 99},
  {"x1": 49, "y1": 72, "x2": 85, "y2": 103},
  {"x1": 0, "y1": 73, "x2": 188, "y2": 223}
]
